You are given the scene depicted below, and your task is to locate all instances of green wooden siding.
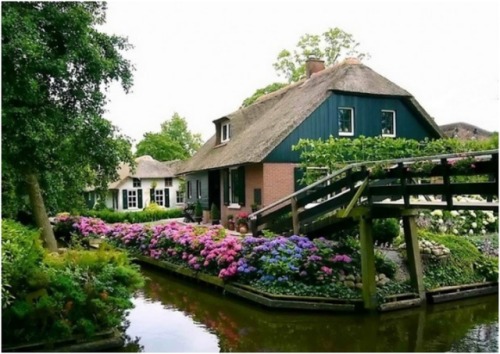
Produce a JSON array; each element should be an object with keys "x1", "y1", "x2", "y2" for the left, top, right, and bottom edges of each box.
[
  {"x1": 185, "y1": 172, "x2": 209, "y2": 209},
  {"x1": 265, "y1": 92, "x2": 440, "y2": 163}
]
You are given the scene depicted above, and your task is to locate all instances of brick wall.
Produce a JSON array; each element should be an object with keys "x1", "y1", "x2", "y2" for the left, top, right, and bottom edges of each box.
[
  {"x1": 262, "y1": 163, "x2": 296, "y2": 206},
  {"x1": 220, "y1": 163, "x2": 264, "y2": 223}
]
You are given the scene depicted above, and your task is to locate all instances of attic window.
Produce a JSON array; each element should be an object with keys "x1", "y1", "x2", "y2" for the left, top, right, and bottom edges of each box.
[
  {"x1": 338, "y1": 107, "x2": 354, "y2": 136},
  {"x1": 381, "y1": 110, "x2": 396, "y2": 137},
  {"x1": 221, "y1": 123, "x2": 231, "y2": 143}
]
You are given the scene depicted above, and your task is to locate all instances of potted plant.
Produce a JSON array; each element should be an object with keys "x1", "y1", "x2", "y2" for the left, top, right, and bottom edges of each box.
[
  {"x1": 227, "y1": 214, "x2": 235, "y2": 231},
  {"x1": 194, "y1": 200, "x2": 203, "y2": 224},
  {"x1": 251, "y1": 203, "x2": 260, "y2": 212},
  {"x1": 210, "y1": 203, "x2": 220, "y2": 225},
  {"x1": 236, "y1": 211, "x2": 249, "y2": 234}
]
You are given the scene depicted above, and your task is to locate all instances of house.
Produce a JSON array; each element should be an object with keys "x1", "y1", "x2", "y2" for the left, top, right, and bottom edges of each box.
[
  {"x1": 83, "y1": 155, "x2": 184, "y2": 211},
  {"x1": 440, "y1": 122, "x2": 494, "y2": 140},
  {"x1": 177, "y1": 58, "x2": 443, "y2": 222}
]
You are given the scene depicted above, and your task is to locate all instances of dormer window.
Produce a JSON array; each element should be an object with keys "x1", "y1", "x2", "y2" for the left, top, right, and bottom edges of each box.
[{"x1": 221, "y1": 123, "x2": 231, "y2": 143}]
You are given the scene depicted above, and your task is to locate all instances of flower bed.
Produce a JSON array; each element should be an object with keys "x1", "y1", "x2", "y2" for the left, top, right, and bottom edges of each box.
[{"x1": 60, "y1": 216, "x2": 404, "y2": 300}]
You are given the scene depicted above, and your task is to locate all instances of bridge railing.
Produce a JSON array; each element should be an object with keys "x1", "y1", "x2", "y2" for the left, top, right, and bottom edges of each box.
[{"x1": 249, "y1": 149, "x2": 498, "y2": 236}]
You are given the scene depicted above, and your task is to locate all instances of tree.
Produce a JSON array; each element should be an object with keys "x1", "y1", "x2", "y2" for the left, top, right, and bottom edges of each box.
[
  {"x1": 2, "y1": 2, "x2": 135, "y2": 251},
  {"x1": 241, "y1": 27, "x2": 369, "y2": 107},
  {"x1": 135, "y1": 112, "x2": 202, "y2": 161}
]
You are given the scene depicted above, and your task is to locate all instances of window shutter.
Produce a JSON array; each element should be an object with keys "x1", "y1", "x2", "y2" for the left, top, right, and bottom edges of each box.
[
  {"x1": 237, "y1": 166, "x2": 245, "y2": 206},
  {"x1": 122, "y1": 190, "x2": 128, "y2": 210},
  {"x1": 223, "y1": 169, "x2": 229, "y2": 205},
  {"x1": 165, "y1": 188, "x2": 170, "y2": 207},
  {"x1": 138, "y1": 189, "x2": 143, "y2": 209},
  {"x1": 150, "y1": 189, "x2": 154, "y2": 205}
]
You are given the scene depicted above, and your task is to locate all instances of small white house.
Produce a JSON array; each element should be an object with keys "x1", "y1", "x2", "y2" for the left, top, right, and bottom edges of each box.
[{"x1": 84, "y1": 155, "x2": 184, "y2": 211}]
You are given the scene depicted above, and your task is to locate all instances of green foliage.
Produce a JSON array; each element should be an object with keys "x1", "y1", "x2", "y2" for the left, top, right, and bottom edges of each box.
[
  {"x1": 293, "y1": 135, "x2": 499, "y2": 184},
  {"x1": 1, "y1": 220, "x2": 45, "y2": 308},
  {"x1": 373, "y1": 218, "x2": 400, "y2": 245},
  {"x1": 273, "y1": 27, "x2": 369, "y2": 83},
  {"x1": 473, "y1": 256, "x2": 498, "y2": 282},
  {"x1": 2, "y1": 2, "x2": 135, "y2": 243},
  {"x1": 82, "y1": 208, "x2": 183, "y2": 224},
  {"x1": 210, "y1": 203, "x2": 220, "y2": 220},
  {"x1": 135, "y1": 112, "x2": 202, "y2": 161},
  {"x1": 418, "y1": 231, "x2": 486, "y2": 288},
  {"x1": 195, "y1": 200, "x2": 203, "y2": 218},
  {"x1": 144, "y1": 202, "x2": 164, "y2": 212},
  {"x1": 1, "y1": 220, "x2": 144, "y2": 346},
  {"x1": 241, "y1": 82, "x2": 288, "y2": 108},
  {"x1": 249, "y1": 279, "x2": 360, "y2": 299},
  {"x1": 374, "y1": 251, "x2": 397, "y2": 279}
]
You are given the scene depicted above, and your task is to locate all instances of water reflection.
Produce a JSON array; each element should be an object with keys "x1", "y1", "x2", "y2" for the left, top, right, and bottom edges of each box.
[{"x1": 120, "y1": 265, "x2": 498, "y2": 352}]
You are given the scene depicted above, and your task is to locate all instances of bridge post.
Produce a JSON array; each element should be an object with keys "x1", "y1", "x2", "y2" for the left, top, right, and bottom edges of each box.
[
  {"x1": 291, "y1": 197, "x2": 300, "y2": 235},
  {"x1": 402, "y1": 215, "x2": 425, "y2": 300},
  {"x1": 359, "y1": 215, "x2": 378, "y2": 311}
]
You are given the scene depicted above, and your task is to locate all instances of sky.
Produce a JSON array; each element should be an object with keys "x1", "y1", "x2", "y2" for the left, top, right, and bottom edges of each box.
[{"x1": 101, "y1": 0, "x2": 499, "y2": 146}]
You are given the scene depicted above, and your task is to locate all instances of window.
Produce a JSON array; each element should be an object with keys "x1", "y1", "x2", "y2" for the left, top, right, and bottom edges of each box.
[
  {"x1": 155, "y1": 189, "x2": 164, "y2": 206},
  {"x1": 165, "y1": 177, "x2": 173, "y2": 187},
  {"x1": 338, "y1": 107, "x2": 354, "y2": 136},
  {"x1": 196, "y1": 180, "x2": 202, "y2": 199},
  {"x1": 176, "y1": 190, "x2": 184, "y2": 204},
  {"x1": 133, "y1": 178, "x2": 141, "y2": 188},
  {"x1": 381, "y1": 110, "x2": 396, "y2": 137},
  {"x1": 187, "y1": 181, "x2": 192, "y2": 199},
  {"x1": 229, "y1": 168, "x2": 240, "y2": 206},
  {"x1": 128, "y1": 190, "x2": 137, "y2": 208},
  {"x1": 221, "y1": 123, "x2": 231, "y2": 143}
]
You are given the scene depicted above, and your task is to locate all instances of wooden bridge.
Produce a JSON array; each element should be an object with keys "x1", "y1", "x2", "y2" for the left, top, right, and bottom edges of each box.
[{"x1": 249, "y1": 149, "x2": 498, "y2": 311}]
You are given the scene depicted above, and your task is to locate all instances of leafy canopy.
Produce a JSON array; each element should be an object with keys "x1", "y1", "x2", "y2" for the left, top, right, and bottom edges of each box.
[
  {"x1": 135, "y1": 112, "x2": 202, "y2": 161},
  {"x1": 2, "y1": 3, "x2": 135, "y2": 244},
  {"x1": 241, "y1": 27, "x2": 368, "y2": 107}
]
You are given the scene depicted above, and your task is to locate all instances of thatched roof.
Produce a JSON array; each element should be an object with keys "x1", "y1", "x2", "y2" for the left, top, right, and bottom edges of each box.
[
  {"x1": 109, "y1": 156, "x2": 179, "y2": 189},
  {"x1": 178, "y1": 59, "x2": 443, "y2": 174},
  {"x1": 440, "y1": 122, "x2": 494, "y2": 140}
]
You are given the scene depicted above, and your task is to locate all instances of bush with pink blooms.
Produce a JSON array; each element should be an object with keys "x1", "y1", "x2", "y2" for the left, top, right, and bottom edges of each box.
[{"x1": 59, "y1": 216, "x2": 403, "y2": 299}]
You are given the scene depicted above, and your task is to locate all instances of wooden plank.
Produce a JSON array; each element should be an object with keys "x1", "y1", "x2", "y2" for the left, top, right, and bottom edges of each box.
[
  {"x1": 378, "y1": 298, "x2": 423, "y2": 312},
  {"x1": 429, "y1": 286, "x2": 498, "y2": 303},
  {"x1": 372, "y1": 200, "x2": 498, "y2": 211},
  {"x1": 339, "y1": 178, "x2": 369, "y2": 218},
  {"x1": 427, "y1": 281, "x2": 497, "y2": 293},
  {"x1": 291, "y1": 197, "x2": 300, "y2": 235},
  {"x1": 369, "y1": 182, "x2": 497, "y2": 197},
  {"x1": 299, "y1": 190, "x2": 353, "y2": 221},
  {"x1": 402, "y1": 216, "x2": 425, "y2": 300},
  {"x1": 257, "y1": 204, "x2": 292, "y2": 227},
  {"x1": 359, "y1": 216, "x2": 377, "y2": 310}
]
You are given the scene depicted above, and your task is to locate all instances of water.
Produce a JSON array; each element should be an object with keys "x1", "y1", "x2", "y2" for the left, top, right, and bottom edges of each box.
[{"x1": 118, "y1": 265, "x2": 498, "y2": 352}]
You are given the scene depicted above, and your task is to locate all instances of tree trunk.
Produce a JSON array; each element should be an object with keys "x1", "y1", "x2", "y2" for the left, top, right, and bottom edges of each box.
[{"x1": 26, "y1": 172, "x2": 58, "y2": 251}]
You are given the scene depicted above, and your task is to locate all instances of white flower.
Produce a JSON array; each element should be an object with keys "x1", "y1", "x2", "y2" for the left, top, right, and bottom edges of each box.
[
  {"x1": 487, "y1": 216, "x2": 496, "y2": 223},
  {"x1": 483, "y1": 220, "x2": 489, "y2": 225},
  {"x1": 438, "y1": 218, "x2": 444, "y2": 224},
  {"x1": 438, "y1": 226, "x2": 447, "y2": 233},
  {"x1": 431, "y1": 210, "x2": 443, "y2": 217},
  {"x1": 459, "y1": 210, "x2": 464, "y2": 214},
  {"x1": 469, "y1": 211, "x2": 477, "y2": 218},
  {"x1": 461, "y1": 216, "x2": 466, "y2": 220},
  {"x1": 452, "y1": 229, "x2": 459, "y2": 235},
  {"x1": 481, "y1": 229, "x2": 487, "y2": 235},
  {"x1": 469, "y1": 229, "x2": 474, "y2": 235},
  {"x1": 471, "y1": 222, "x2": 477, "y2": 229},
  {"x1": 450, "y1": 211, "x2": 460, "y2": 217}
]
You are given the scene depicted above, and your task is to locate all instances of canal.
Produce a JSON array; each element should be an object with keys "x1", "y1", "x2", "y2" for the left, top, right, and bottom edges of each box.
[{"x1": 118, "y1": 265, "x2": 498, "y2": 352}]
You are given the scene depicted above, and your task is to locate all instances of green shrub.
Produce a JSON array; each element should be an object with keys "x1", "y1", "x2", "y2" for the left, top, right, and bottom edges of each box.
[
  {"x1": 418, "y1": 230, "x2": 486, "y2": 288},
  {"x1": 373, "y1": 218, "x2": 400, "y2": 245},
  {"x1": 195, "y1": 200, "x2": 203, "y2": 218},
  {"x1": 210, "y1": 203, "x2": 220, "y2": 221},
  {"x1": 81, "y1": 208, "x2": 183, "y2": 223},
  {"x1": 374, "y1": 251, "x2": 397, "y2": 278},
  {"x1": 1, "y1": 220, "x2": 144, "y2": 347}
]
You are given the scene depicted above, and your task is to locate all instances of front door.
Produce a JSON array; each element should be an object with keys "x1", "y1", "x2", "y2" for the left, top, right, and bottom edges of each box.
[{"x1": 208, "y1": 170, "x2": 221, "y2": 211}]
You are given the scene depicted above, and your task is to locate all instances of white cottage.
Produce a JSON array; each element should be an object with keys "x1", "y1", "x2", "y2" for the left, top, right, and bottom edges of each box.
[{"x1": 86, "y1": 155, "x2": 184, "y2": 211}]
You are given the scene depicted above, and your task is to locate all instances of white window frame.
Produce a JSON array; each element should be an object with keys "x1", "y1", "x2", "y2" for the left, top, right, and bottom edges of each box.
[
  {"x1": 164, "y1": 177, "x2": 173, "y2": 187},
  {"x1": 221, "y1": 123, "x2": 231, "y2": 143},
  {"x1": 176, "y1": 190, "x2": 184, "y2": 204},
  {"x1": 128, "y1": 190, "x2": 138, "y2": 208},
  {"x1": 196, "y1": 180, "x2": 202, "y2": 199},
  {"x1": 133, "y1": 178, "x2": 141, "y2": 188},
  {"x1": 154, "y1": 189, "x2": 164, "y2": 206},
  {"x1": 338, "y1": 107, "x2": 354, "y2": 136},
  {"x1": 228, "y1": 167, "x2": 241, "y2": 209},
  {"x1": 381, "y1": 110, "x2": 396, "y2": 137}
]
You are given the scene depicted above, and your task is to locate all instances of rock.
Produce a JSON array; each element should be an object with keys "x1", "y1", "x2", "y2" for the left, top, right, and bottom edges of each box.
[
  {"x1": 346, "y1": 274, "x2": 355, "y2": 281},
  {"x1": 432, "y1": 249, "x2": 443, "y2": 256},
  {"x1": 380, "y1": 277, "x2": 390, "y2": 286},
  {"x1": 355, "y1": 283, "x2": 363, "y2": 289},
  {"x1": 355, "y1": 274, "x2": 362, "y2": 283},
  {"x1": 339, "y1": 275, "x2": 346, "y2": 281},
  {"x1": 423, "y1": 247, "x2": 432, "y2": 254},
  {"x1": 375, "y1": 275, "x2": 379, "y2": 282},
  {"x1": 378, "y1": 273, "x2": 386, "y2": 280},
  {"x1": 344, "y1": 281, "x2": 355, "y2": 288}
]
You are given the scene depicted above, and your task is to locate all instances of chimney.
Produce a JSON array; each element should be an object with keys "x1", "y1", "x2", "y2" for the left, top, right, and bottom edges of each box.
[{"x1": 305, "y1": 57, "x2": 325, "y2": 78}]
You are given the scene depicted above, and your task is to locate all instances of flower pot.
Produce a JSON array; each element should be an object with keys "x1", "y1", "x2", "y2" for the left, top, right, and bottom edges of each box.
[
  {"x1": 194, "y1": 216, "x2": 202, "y2": 225},
  {"x1": 212, "y1": 220, "x2": 220, "y2": 225},
  {"x1": 238, "y1": 223, "x2": 248, "y2": 234},
  {"x1": 227, "y1": 221, "x2": 235, "y2": 231}
]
